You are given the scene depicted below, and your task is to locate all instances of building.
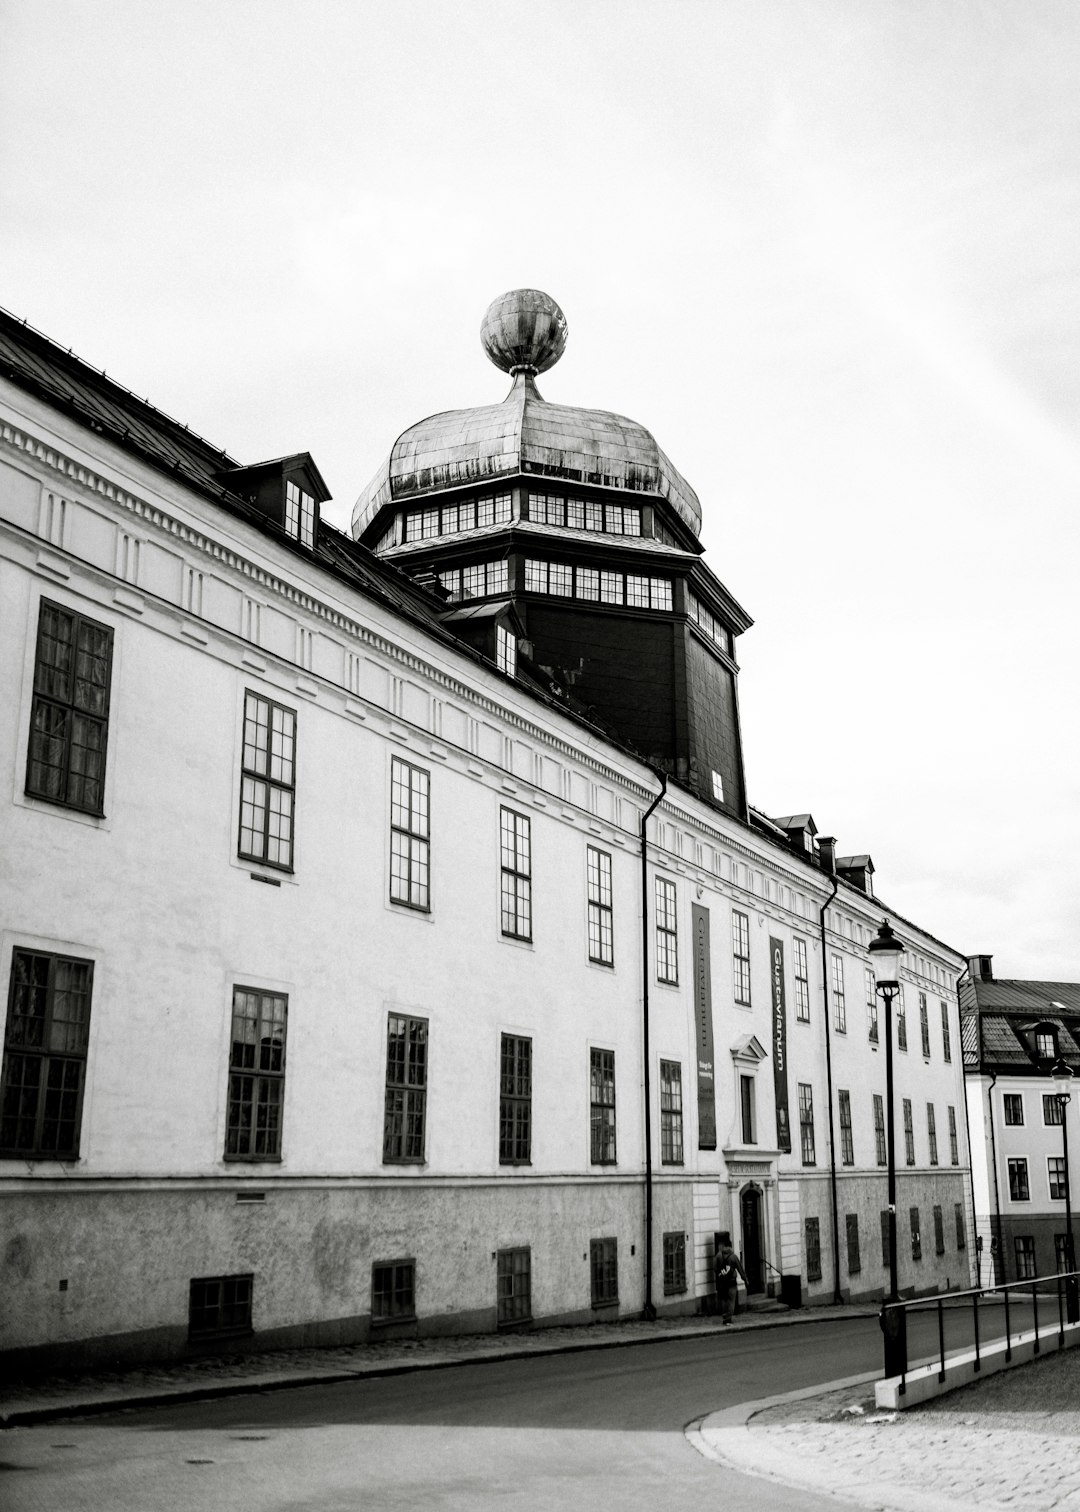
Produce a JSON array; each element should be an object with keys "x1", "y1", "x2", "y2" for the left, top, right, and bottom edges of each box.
[
  {"x1": 961, "y1": 955, "x2": 1080, "y2": 1284},
  {"x1": 1, "y1": 291, "x2": 973, "y2": 1373}
]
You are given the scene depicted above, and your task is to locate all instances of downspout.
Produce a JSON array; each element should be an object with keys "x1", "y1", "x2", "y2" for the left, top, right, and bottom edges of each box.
[
  {"x1": 817, "y1": 841, "x2": 842, "y2": 1305},
  {"x1": 955, "y1": 967, "x2": 981, "y2": 1282},
  {"x1": 640, "y1": 765, "x2": 667, "y2": 1321},
  {"x1": 986, "y1": 1071, "x2": 1002, "y2": 1285}
]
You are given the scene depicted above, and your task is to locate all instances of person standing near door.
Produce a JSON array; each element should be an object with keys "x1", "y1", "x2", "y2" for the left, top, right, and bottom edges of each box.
[{"x1": 714, "y1": 1231, "x2": 747, "y2": 1324}]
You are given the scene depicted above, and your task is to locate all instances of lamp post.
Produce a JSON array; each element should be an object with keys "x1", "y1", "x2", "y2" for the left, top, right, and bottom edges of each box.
[
  {"x1": 1050, "y1": 1054, "x2": 1078, "y2": 1324},
  {"x1": 869, "y1": 918, "x2": 907, "y2": 1379}
]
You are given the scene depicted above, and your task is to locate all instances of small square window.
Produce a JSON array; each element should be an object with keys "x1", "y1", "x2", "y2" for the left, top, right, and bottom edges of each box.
[{"x1": 189, "y1": 1274, "x2": 253, "y2": 1341}]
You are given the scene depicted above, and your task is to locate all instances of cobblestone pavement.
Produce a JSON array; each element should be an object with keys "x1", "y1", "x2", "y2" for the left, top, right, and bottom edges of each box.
[{"x1": 698, "y1": 1341, "x2": 1080, "y2": 1512}]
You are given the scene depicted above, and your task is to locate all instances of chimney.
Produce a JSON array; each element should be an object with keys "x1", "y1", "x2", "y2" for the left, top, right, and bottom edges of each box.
[
  {"x1": 817, "y1": 836, "x2": 837, "y2": 875},
  {"x1": 967, "y1": 954, "x2": 993, "y2": 982}
]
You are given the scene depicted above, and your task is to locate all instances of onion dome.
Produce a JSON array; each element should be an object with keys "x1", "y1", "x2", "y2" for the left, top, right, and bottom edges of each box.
[{"x1": 351, "y1": 291, "x2": 702, "y2": 540}]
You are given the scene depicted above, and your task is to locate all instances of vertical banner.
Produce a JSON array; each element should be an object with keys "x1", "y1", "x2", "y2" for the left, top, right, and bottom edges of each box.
[
  {"x1": 692, "y1": 904, "x2": 717, "y2": 1149},
  {"x1": 770, "y1": 936, "x2": 792, "y2": 1152}
]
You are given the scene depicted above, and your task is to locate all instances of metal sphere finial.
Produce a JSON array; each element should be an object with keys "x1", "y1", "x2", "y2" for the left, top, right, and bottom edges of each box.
[{"x1": 480, "y1": 289, "x2": 567, "y2": 376}]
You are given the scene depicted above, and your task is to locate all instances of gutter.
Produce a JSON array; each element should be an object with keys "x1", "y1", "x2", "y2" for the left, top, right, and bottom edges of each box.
[
  {"x1": 640, "y1": 765, "x2": 667, "y2": 1321},
  {"x1": 817, "y1": 848, "x2": 842, "y2": 1305}
]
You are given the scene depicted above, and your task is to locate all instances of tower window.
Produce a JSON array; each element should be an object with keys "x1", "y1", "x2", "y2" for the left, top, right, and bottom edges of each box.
[{"x1": 496, "y1": 624, "x2": 517, "y2": 677}]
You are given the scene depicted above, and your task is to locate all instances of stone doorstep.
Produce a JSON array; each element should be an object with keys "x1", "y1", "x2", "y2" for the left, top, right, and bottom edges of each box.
[{"x1": 876, "y1": 1318, "x2": 1080, "y2": 1410}]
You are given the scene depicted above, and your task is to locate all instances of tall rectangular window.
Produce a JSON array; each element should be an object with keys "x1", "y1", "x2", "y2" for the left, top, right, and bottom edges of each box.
[
  {"x1": 873, "y1": 1093, "x2": 887, "y2": 1166},
  {"x1": 948, "y1": 1105, "x2": 959, "y2": 1165},
  {"x1": 896, "y1": 986, "x2": 907, "y2": 1051},
  {"x1": 1055, "y1": 1234, "x2": 1070, "y2": 1272},
  {"x1": 239, "y1": 691, "x2": 296, "y2": 870},
  {"x1": 940, "y1": 1000, "x2": 952, "y2": 1061},
  {"x1": 1049, "y1": 1156, "x2": 1067, "y2": 1200},
  {"x1": 798, "y1": 1082, "x2": 816, "y2": 1165},
  {"x1": 910, "y1": 1206, "x2": 922, "y2": 1262},
  {"x1": 390, "y1": 758, "x2": 430, "y2": 910},
  {"x1": 660, "y1": 1059, "x2": 684, "y2": 1164},
  {"x1": 655, "y1": 877, "x2": 678, "y2": 984},
  {"x1": 587, "y1": 847, "x2": 614, "y2": 965},
  {"x1": 794, "y1": 938, "x2": 811, "y2": 1022},
  {"x1": 933, "y1": 1205, "x2": 945, "y2": 1256},
  {"x1": 838, "y1": 1089, "x2": 854, "y2": 1165},
  {"x1": 1014, "y1": 1236, "x2": 1036, "y2": 1280},
  {"x1": 663, "y1": 1232, "x2": 687, "y2": 1294},
  {"x1": 732, "y1": 910, "x2": 751, "y2": 1005},
  {"x1": 500, "y1": 808, "x2": 532, "y2": 941},
  {"x1": 919, "y1": 993, "x2": 931, "y2": 1058},
  {"x1": 499, "y1": 1034, "x2": 532, "y2": 1165},
  {"x1": 383, "y1": 1014, "x2": 427, "y2": 1163},
  {"x1": 805, "y1": 1217, "x2": 822, "y2": 1282},
  {"x1": 590, "y1": 1047, "x2": 616, "y2": 1164},
  {"x1": 226, "y1": 987, "x2": 287, "y2": 1160},
  {"x1": 880, "y1": 1209, "x2": 891, "y2": 1269},
  {"x1": 831, "y1": 955, "x2": 847, "y2": 1033},
  {"x1": 1, "y1": 949, "x2": 93, "y2": 1159},
  {"x1": 1003, "y1": 1094, "x2": 1024, "y2": 1125},
  {"x1": 865, "y1": 967, "x2": 879, "y2": 1043},
  {"x1": 1008, "y1": 1157, "x2": 1030, "y2": 1201},
  {"x1": 927, "y1": 1103, "x2": 939, "y2": 1166},
  {"x1": 740, "y1": 1074, "x2": 756, "y2": 1145},
  {"x1": 372, "y1": 1260, "x2": 415, "y2": 1321},
  {"x1": 955, "y1": 1203, "x2": 966, "y2": 1251},
  {"x1": 1045, "y1": 1094, "x2": 1064, "y2": 1126},
  {"x1": 284, "y1": 480, "x2": 315, "y2": 547},
  {"x1": 26, "y1": 600, "x2": 113, "y2": 815},
  {"x1": 590, "y1": 1237, "x2": 618, "y2": 1306},
  {"x1": 846, "y1": 1214, "x2": 861, "y2": 1275},
  {"x1": 902, "y1": 1098, "x2": 915, "y2": 1166},
  {"x1": 496, "y1": 624, "x2": 517, "y2": 677},
  {"x1": 497, "y1": 1247, "x2": 531, "y2": 1325}
]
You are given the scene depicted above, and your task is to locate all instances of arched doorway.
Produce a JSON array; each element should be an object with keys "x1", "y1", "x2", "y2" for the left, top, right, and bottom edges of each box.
[{"x1": 740, "y1": 1184, "x2": 765, "y2": 1294}]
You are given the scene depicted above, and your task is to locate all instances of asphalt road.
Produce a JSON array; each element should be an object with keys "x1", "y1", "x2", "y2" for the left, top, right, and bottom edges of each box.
[{"x1": 0, "y1": 1304, "x2": 1047, "y2": 1512}]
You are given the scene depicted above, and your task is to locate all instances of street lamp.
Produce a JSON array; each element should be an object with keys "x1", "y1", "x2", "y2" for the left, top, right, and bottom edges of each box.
[
  {"x1": 869, "y1": 918, "x2": 907, "y2": 1379},
  {"x1": 1050, "y1": 1053, "x2": 1078, "y2": 1324}
]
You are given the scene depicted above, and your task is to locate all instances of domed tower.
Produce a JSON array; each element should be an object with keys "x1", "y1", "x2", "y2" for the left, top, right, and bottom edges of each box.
[{"x1": 352, "y1": 290, "x2": 752, "y2": 819}]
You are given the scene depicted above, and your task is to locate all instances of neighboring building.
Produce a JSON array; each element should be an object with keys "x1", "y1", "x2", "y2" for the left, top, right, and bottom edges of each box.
[
  {"x1": 1, "y1": 291, "x2": 973, "y2": 1372},
  {"x1": 961, "y1": 955, "x2": 1080, "y2": 1284}
]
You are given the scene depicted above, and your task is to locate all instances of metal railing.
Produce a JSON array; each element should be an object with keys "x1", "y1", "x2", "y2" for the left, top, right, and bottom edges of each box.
[{"x1": 882, "y1": 1270, "x2": 1080, "y2": 1396}]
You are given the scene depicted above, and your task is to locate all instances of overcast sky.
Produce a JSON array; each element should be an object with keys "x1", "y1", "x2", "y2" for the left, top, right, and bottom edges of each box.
[{"x1": 4, "y1": 1, "x2": 1078, "y2": 980}]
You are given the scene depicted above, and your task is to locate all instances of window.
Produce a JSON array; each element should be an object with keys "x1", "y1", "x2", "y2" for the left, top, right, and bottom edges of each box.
[
  {"x1": 576, "y1": 566, "x2": 599, "y2": 601},
  {"x1": 189, "y1": 1274, "x2": 253, "y2": 1340},
  {"x1": 931, "y1": 1204, "x2": 944, "y2": 1256},
  {"x1": 655, "y1": 877, "x2": 678, "y2": 984},
  {"x1": 740, "y1": 1074, "x2": 756, "y2": 1146},
  {"x1": 927, "y1": 1103, "x2": 938, "y2": 1166},
  {"x1": 499, "y1": 1034, "x2": 531, "y2": 1165},
  {"x1": 711, "y1": 770, "x2": 724, "y2": 804},
  {"x1": 26, "y1": 599, "x2": 113, "y2": 815},
  {"x1": 383, "y1": 1014, "x2": 427, "y2": 1163},
  {"x1": 955, "y1": 1203, "x2": 966, "y2": 1251},
  {"x1": 390, "y1": 758, "x2": 430, "y2": 910},
  {"x1": 910, "y1": 1206, "x2": 922, "y2": 1262},
  {"x1": 1, "y1": 949, "x2": 93, "y2": 1159},
  {"x1": 732, "y1": 910, "x2": 751, "y2": 1006},
  {"x1": 587, "y1": 847, "x2": 614, "y2": 966},
  {"x1": 941, "y1": 1000, "x2": 952, "y2": 1062},
  {"x1": 1014, "y1": 1236, "x2": 1036, "y2": 1280},
  {"x1": 238, "y1": 691, "x2": 296, "y2": 870},
  {"x1": 408, "y1": 493, "x2": 509, "y2": 539},
  {"x1": 372, "y1": 1259, "x2": 415, "y2": 1322},
  {"x1": 1035, "y1": 1030, "x2": 1055, "y2": 1060},
  {"x1": 500, "y1": 808, "x2": 532, "y2": 941},
  {"x1": 880, "y1": 1210, "x2": 891, "y2": 1269},
  {"x1": 873, "y1": 1093, "x2": 887, "y2": 1166},
  {"x1": 1049, "y1": 1156, "x2": 1067, "y2": 1200},
  {"x1": 496, "y1": 624, "x2": 516, "y2": 677},
  {"x1": 1044, "y1": 1094, "x2": 1064, "y2": 1127},
  {"x1": 1008, "y1": 1157, "x2": 1030, "y2": 1202},
  {"x1": 865, "y1": 967, "x2": 879, "y2": 1043},
  {"x1": 660, "y1": 1059, "x2": 684, "y2": 1164},
  {"x1": 1056, "y1": 1234, "x2": 1071, "y2": 1273},
  {"x1": 793, "y1": 938, "x2": 810, "y2": 1023},
  {"x1": 846, "y1": 1214, "x2": 861, "y2": 1275},
  {"x1": 903, "y1": 1098, "x2": 915, "y2": 1166},
  {"x1": 590, "y1": 1047, "x2": 616, "y2": 1164},
  {"x1": 497, "y1": 1247, "x2": 531, "y2": 1325},
  {"x1": 948, "y1": 1105, "x2": 959, "y2": 1165},
  {"x1": 918, "y1": 992, "x2": 930, "y2": 1057},
  {"x1": 284, "y1": 480, "x2": 315, "y2": 547},
  {"x1": 1003, "y1": 1094, "x2": 1024, "y2": 1126},
  {"x1": 439, "y1": 558, "x2": 509, "y2": 602},
  {"x1": 590, "y1": 1237, "x2": 618, "y2": 1306},
  {"x1": 225, "y1": 987, "x2": 287, "y2": 1160},
  {"x1": 798, "y1": 1082, "x2": 816, "y2": 1165},
  {"x1": 663, "y1": 1232, "x2": 687, "y2": 1294},
  {"x1": 838, "y1": 1089, "x2": 854, "y2": 1165},
  {"x1": 687, "y1": 593, "x2": 731, "y2": 654},
  {"x1": 896, "y1": 987, "x2": 907, "y2": 1051},
  {"x1": 831, "y1": 956, "x2": 847, "y2": 1033},
  {"x1": 805, "y1": 1217, "x2": 822, "y2": 1282}
]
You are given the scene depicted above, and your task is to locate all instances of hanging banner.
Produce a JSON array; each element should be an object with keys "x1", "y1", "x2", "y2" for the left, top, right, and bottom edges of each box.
[
  {"x1": 770, "y1": 936, "x2": 792, "y2": 1152},
  {"x1": 692, "y1": 904, "x2": 717, "y2": 1149}
]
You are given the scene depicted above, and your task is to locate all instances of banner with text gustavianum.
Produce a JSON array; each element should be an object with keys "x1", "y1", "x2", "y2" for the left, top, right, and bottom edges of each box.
[
  {"x1": 770, "y1": 936, "x2": 792, "y2": 1153},
  {"x1": 692, "y1": 904, "x2": 717, "y2": 1149}
]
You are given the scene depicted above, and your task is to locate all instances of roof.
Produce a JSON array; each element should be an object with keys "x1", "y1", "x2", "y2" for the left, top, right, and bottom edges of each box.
[{"x1": 969, "y1": 978, "x2": 1080, "y2": 1014}]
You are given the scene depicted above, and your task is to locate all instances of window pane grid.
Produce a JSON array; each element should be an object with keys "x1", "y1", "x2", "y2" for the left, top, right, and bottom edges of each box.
[
  {"x1": 663, "y1": 1232, "x2": 687, "y2": 1294},
  {"x1": 225, "y1": 988, "x2": 287, "y2": 1160},
  {"x1": 239, "y1": 692, "x2": 296, "y2": 870},
  {"x1": 799, "y1": 1082, "x2": 816, "y2": 1165},
  {"x1": 660, "y1": 1059, "x2": 683, "y2": 1164},
  {"x1": 655, "y1": 878, "x2": 678, "y2": 984},
  {"x1": 500, "y1": 809, "x2": 532, "y2": 940},
  {"x1": 903, "y1": 1098, "x2": 915, "y2": 1166},
  {"x1": 865, "y1": 967, "x2": 879, "y2": 1042},
  {"x1": 794, "y1": 939, "x2": 810, "y2": 1022},
  {"x1": 590, "y1": 1237, "x2": 618, "y2": 1305},
  {"x1": 587, "y1": 846, "x2": 614, "y2": 965},
  {"x1": 27, "y1": 602, "x2": 112, "y2": 815},
  {"x1": 831, "y1": 956, "x2": 846, "y2": 1032},
  {"x1": 873, "y1": 1094, "x2": 887, "y2": 1165},
  {"x1": 372, "y1": 1260, "x2": 415, "y2": 1320},
  {"x1": 383, "y1": 1015, "x2": 428, "y2": 1162},
  {"x1": 590, "y1": 1047, "x2": 616, "y2": 1164},
  {"x1": 838, "y1": 1089, "x2": 854, "y2": 1165},
  {"x1": 499, "y1": 1035, "x2": 532, "y2": 1164},
  {"x1": 732, "y1": 911, "x2": 751, "y2": 1005},
  {"x1": 2, "y1": 950, "x2": 93, "y2": 1158},
  {"x1": 390, "y1": 759, "x2": 431, "y2": 910},
  {"x1": 497, "y1": 1247, "x2": 532, "y2": 1324}
]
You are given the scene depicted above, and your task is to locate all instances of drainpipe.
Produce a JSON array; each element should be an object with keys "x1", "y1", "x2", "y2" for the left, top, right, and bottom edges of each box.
[
  {"x1": 816, "y1": 839, "x2": 843, "y2": 1305},
  {"x1": 985, "y1": 1070, "x2": 1002, "y2": 1285},
  {"x1": 955, "y1": 966, "x2": 981, "y2": 1283},
  {"x1": 640, "y1": 765, "x2": 667, "y2": 1322}
]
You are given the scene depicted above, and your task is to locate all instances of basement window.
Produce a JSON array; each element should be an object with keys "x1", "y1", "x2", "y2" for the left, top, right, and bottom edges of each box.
[{"x1": 189, "y1": 1274, "x2": 253, "y2": 1341}]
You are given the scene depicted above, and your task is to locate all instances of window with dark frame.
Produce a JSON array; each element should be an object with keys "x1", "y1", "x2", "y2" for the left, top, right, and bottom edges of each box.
[
  {"x1": 1036, "y1": 1029, "x2": 1055, "y2": 1060},
  {"x1": 499, "y1": 1034, "x2": 531, "y2": 1165},
  {"x1": 732, "y1": 910, "x2": 752, "y2": 1006},
  {"x1": 805, "y1": 1216, "x2": 822, "y2": 1282},
  {"x1": 587, "y1": 846, "x2": 614, "y2": 966},
  {"x1": 225, "y1": 987, "x2": 287, "y2": 1160},
  {"x1": 660, "y1": 1059, "x2": 684, "y2": 1164},
  {"x1": 740, "y1": 1074, "x2": 756, "y2": 1146},
  {"x1": 497, "y1": 1247, "x2": 531, "y2": 1325},
  {"x1": 1045, "y1": 1094, "x2": 1064, "y2": 1126},
  {"x1": 1003, "y1": 1094, "x2": 1024, "y2": 1125},
  {"x1": 865, "y1": 967, "x2": 879, "y2": 1042},
  {"x1": 927, "y1": 1103, "x2": 938, "y2": 1166},
  {"x1": 940, "y1": 999, "x2": 952, "y2": 1061},
  {"x1": 496, "y1": 623, "x2": 517, "y2": 677},
  {"x1": 372, "y1": 1259, "x2": 415, "y2": 1322},
  {"x1": 794, "y1": 938, "x2": 811, "y2": 1022},
  {"x1": 955, "y1": 1203, "x2": 966, "y2": 1251},
  {"x1": 798, "y1": 1082, "x2": 816, "y2": 1165},
  {"x1": 590, "y1": 1236, "x2": 618, "y2": 1306},
  {"x1": 26, "y1": 599, "x2": 113, "y2": 816},
  {"x1": 846, "y1": 1213, "x2": 861, "y2": 1275},
  {"x1": 919, "y1": 992, "x2": 931, "y2": 1057},
  {"x1": 390, "y1": 758, "x2": 430, "y2": 910},
  {"x1": 284, "y1": 480, "x2": 315, "y2": 548},
  {"x1": 880, "y1": 1210, "x2": 891, "y2": 1269},
  {"x1": 831, "y1": 955, "x2": 847, "y2": 1033},
  {"x1": 1, "y1": 949, "x2": 93, "y2": 1159},
  {"x1": 188, "y1": 1274, "x2": 253, "y2": 1340},
  {"x1": 902, "y1": 1098, "x2": 915, "y2": 1166},
  {"x1": 838, "y1": 1088, "x2": 854, "y2": 1165},
  {"x1": 1055, "y1": 1234, "x2": 1070, "y2": 1273},
  {"x1": 948, "y1": 1104, "x2": 959, "y2": 1165},
  {"x1": 933, "y1": 1204, "x2": 945, "y2": 1256},
  {"x1": 873, "y1": 1093, "x2": 887, "y2": 1166},
  {"x1": 910, "y1": 1206, "x2": 922, "y2": 1262},
  {"x1": 663, "y1": 1231, "x2": 687, "y2": 1294},
  {"x1": 896, "y1": 986, "x2": 907, "y2": 1051},
  {"x1": 590, "y1": 1047, "x2": 617, "y2": 1164},
  {"x1": 1049, "y1": 1155, "x2": 1067, "y2": 1200},
  {"x1": 500, "y1": 808, "x2": 532, "y2": 941},
  {"x1": 1014, "y1": 1235, "x2": 1036, "y2": 1280},
  {"x1": 655, "y1": 877, "x2": 678, "y2": 984},
  {"x1": 1008, "y1": 1157, "x2": 1029, "y2": 1202},
  {"x1": 238, "y1": 691, "x2": 296, "y2": 870},
  {"x1": 383, "y1": 1014, "x2": 428, "y2": 1163}
]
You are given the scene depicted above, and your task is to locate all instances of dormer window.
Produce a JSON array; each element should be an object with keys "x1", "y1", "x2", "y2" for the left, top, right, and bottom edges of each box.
[
  {"x1": 497, "y1": 624, "x2": 517, "y2": 677},
  {"x1": 1035, "y1": 1029, "x2": 1056, "y2": 1060},
  {"x1": 285, "y1": 481, "x2": 315, "y2": 549},
  {"x1": 217, "y1": 452, "x2": 329, "y2": 551}
]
